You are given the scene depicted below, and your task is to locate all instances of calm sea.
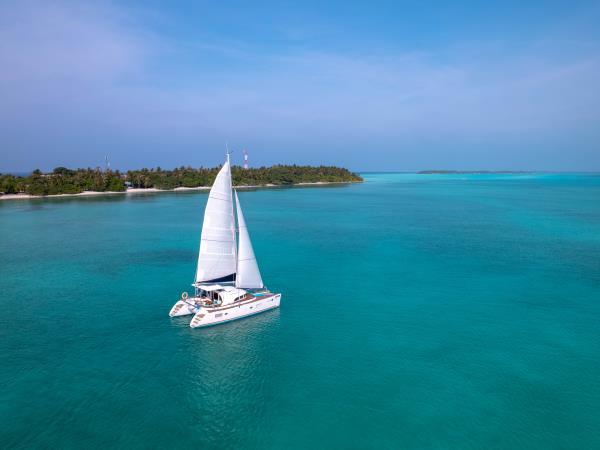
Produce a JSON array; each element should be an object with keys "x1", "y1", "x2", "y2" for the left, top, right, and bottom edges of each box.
[{"x1": 1, "y1": 173, "x2": 599, "y2": 449}]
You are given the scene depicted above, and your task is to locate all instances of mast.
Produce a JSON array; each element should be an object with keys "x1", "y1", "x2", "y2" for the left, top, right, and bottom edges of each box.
[{"x1": 228, "y1": 147, "x2": 237, "y2": 284}]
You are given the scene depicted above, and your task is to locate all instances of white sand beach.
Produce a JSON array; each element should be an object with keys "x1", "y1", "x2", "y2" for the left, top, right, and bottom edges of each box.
[{"x1": 0, "y1": 181, "x2": 357, "y2": 201}]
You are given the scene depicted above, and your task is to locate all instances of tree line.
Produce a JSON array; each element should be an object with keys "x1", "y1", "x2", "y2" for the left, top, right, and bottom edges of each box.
[{"x1": 0, "y1": 165, "x2": 362, "y2": 195}]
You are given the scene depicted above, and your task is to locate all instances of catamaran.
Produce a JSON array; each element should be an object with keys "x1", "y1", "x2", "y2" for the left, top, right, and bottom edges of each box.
[{"x1": 169, "y1": 153, "x2": 281, "y2": 327}]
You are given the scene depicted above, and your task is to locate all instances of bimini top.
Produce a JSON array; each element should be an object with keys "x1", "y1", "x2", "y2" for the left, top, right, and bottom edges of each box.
[{"x1": 192, "y1": 283, "x2": 224, "y2": 291}]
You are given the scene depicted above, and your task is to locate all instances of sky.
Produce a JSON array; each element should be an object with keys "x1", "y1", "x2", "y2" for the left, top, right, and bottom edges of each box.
[{"x1": 1, "y1": 0, "x2": 599, "y2": 171}]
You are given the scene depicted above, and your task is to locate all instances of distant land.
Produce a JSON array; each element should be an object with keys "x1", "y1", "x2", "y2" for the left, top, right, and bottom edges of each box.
[
  {"x1": 0, "y1": 165, "x2": 362, "y2": 199},
  {"x1": 418, "y1": 170, "x2": 533, "y2": 174}
]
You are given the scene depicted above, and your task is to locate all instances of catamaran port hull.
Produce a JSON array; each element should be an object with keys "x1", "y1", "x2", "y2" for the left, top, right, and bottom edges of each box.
[
  {"x1": 189, "y1": 294, "x2": 281, "y2": 328},
  {"x1": 169, "y1": 299, "x2": 200, "y2": 317}
]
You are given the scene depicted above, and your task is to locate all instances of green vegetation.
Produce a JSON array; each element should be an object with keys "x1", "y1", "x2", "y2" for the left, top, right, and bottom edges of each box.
[
  {"x1": 0, "y1": 168, "x2": 126, "y2": 195},
  {"x1": 0, "y1": 165, "x2": 362, "y2": 196},
  {"x1": 126, "y1": 165, "x2": 362, "y2": 189}
]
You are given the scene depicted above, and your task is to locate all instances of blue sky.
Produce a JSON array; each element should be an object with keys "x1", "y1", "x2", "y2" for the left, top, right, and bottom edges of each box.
[{"x1": 1, "y1": 0, "x2": 599, "y2": 171}]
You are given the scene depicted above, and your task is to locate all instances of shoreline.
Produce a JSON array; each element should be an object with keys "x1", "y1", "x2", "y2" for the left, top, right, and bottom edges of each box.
[{"x1": 0, "y1": 181, "x2": 359, "y2": 201}]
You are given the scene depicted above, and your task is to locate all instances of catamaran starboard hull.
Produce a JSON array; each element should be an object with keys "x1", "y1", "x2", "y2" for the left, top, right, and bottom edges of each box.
[{"x1": 189, "y1": 294, "x2": 281, "y2": 328}]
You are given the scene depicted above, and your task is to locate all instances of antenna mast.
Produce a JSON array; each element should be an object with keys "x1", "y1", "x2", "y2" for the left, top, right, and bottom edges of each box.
[{"x1": 225, "y1": 142, "x2": 231, "y2": 164}]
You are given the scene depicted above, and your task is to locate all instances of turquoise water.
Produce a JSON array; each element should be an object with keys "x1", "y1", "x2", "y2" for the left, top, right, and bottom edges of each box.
[{"x1": 1, "y1": 173, "x2": 599, "y2": 449}]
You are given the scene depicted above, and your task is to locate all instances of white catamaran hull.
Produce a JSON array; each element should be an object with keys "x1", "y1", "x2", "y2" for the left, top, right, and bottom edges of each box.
[
  {"x1": 169, "y1": 299, "x2": 200, "y2": 317},
  {"x1": 190, "y1": 294, "x2": 281, "y2": 328}
]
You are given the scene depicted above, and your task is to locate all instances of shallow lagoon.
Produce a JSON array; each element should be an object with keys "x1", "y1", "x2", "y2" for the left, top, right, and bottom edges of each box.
[{"x1": 1, "y1": 173, "x2": 599, "y2": 449}]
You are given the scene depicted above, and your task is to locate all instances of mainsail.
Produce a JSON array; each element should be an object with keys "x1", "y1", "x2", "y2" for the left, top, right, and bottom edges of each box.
[
  {"x1": 234, "y1": 191, "x2": 264, "y2": 289},
  {"x1": 195, "y1": 158, "x2": 237, "y2": 283}
]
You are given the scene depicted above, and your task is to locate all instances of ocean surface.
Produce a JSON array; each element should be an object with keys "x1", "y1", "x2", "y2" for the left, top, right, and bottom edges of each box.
[{"x1": 1, "y1": 173, "x2": 599, "y2": 449}]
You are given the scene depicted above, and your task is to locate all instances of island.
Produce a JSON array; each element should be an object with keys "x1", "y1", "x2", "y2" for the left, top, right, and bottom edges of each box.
[{"x1": 0, "y1": 165, "x2": 362, "y2": 198}]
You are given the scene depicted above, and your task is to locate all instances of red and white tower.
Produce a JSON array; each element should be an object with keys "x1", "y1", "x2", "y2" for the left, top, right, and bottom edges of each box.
[{"x1": 243, "y1": 150, "x2": 249, "y2": 169}]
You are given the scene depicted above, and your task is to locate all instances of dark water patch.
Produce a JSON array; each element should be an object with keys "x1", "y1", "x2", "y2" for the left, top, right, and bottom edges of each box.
[
  {"x1": 119, "y1": 248, "x2": 196, "y2": 268},
  {"x1": 16, "y1": 203, "x2": 47, "y2": 212}
]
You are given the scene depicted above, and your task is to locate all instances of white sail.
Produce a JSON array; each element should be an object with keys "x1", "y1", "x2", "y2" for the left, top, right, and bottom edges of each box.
[
  {"x1": 235, "y1": 191, "x2": 264, "y2": 289},
  {"x1": 195, "y1": 158, "x2": 237, "y2": 283}
]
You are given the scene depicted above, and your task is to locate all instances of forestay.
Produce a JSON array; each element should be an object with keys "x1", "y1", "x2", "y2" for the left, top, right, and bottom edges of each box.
[
  {"x1": 234, "y1": 191, "x2": 264, "y2": 289},
  {"x1": 195, "y1": 160, "x2": 237, "y2": 283}
]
